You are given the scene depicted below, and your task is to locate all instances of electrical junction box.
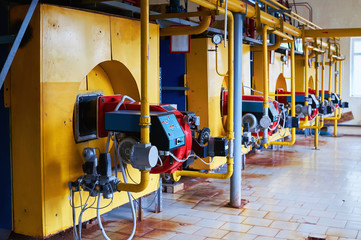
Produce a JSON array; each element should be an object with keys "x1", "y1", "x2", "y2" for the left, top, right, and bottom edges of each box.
[{"x1": 105, "y1": 110, "x2": 185, "y2": 151}]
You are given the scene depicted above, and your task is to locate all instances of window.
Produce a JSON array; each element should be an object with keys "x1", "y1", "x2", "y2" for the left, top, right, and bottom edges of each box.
[{"x1": 350, "y1": 37, "x2": 361, "y2": 97}]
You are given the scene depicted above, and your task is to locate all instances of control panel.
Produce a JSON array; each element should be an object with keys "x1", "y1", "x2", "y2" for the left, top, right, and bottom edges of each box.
[{"x1": 104, "y1": 110, "x2": 185, "y2": 151}]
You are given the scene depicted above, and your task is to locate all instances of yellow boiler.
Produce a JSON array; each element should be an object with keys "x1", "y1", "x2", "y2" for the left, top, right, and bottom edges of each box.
[
  {"x1": 8, "y1": 4, "x2": 160, "y2": 237},
  {"x1": 186, "y1": 38, "x2": 250, "y2": 170},
  {"x1": 253, "y1": 51, "x2": 292, "y2": 95}
]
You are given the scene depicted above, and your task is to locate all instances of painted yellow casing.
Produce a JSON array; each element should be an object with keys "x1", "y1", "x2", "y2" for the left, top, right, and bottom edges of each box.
[
  {"x1": 253, "y1": 51, "x2": 292, "y2": 95},
  {"x1": 186, "y1": 38, "x2": 250, "y2": 170},
  {"x1": 295, "y1": 55, "x2": 316, "y2": 92},
  {"x1": 10, "y1": 4, "x2": 159, "y2": 237}
]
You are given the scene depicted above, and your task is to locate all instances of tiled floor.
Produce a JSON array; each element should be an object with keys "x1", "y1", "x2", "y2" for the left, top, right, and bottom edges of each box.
[{"x1": 83, "y1": 135, "x2": 361, "y2": 240}]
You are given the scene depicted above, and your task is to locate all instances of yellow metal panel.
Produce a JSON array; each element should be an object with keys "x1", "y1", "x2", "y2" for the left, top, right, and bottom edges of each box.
[
  {"x1": 41, "y1": 5, "x2": 112, "y2": 83},
  {"x1": 10, "y1": 4, "x2": 160, "y2": 237},
  {"x1": 40, "y1": 5, "x2": 113, "y2": 235},
  {"x1": 242, "y1": 45, "x2": 251, "y2": 95},
  {"x1": 187, "y1": 38, "x2": 224, "y2": 170},
  {"x1": 187, "y1": 39, "x2": 251, "y2": 170},
  {"x1": 111, "y1": 18, "x2": 160, "y2": 104},
  {"x1": 10, "y1": 4, "x2": 44, "y2": 237},
  {"x1": 253, "y1": 51, "x2": 292, "y2": 95},
  {"x1": 295, "y1": 55, "x2": 316, "y2": 92}
]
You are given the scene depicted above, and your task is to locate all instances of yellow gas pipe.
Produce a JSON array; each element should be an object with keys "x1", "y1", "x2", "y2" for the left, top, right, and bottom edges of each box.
[
  {"x1": 298, "y1": 45, "x2": 324, "y2": 127},
  {"x1": 208, "y1": 0, "x2": 337, "y2": 52},
  {"x1": 117, "y1": 0, "x2": 151, "y2": 193},
  {"x1": 215, "y1": 45, "x2": 228, "y2": 77},
  {"x1": 159, "y1": 14, "x2": 212, "y2": 36},
  {"x1": 321, "y1": 53, "x2": 325, "y2": 104},
  {"x1": 302, "y1": 45, "x2": 310, "y2": 124},
  {"x1": 325, "y1": 57, "x2": 344, "y2": 136},
  {"x1": 264, "y1": 40, "x2": 296, "y2": 148},
  {"x1": 261, "y1": 25, "x2": 270, "y2": 145},
  {"x1": 314, "y1": 53, "x2": 320, "y2": 149},
  {"x1": 251, "y1": 35, "x2": 282, "y2": 52},
  {"x1": 173, "y1": 1, "x2": 234, "y2": 181}
]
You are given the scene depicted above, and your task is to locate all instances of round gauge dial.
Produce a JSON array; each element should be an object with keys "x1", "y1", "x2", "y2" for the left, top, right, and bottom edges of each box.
[{"x1": 212, "y1": 34, "x2": 223, "y2": 45}]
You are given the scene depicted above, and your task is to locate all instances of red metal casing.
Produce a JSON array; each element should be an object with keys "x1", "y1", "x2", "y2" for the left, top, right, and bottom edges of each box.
[
  {"x1": 97, "y1": 95, "x2": 192, "y2": 174},
  {"x1": 221, "y1": 90, "x2": 280, "y2": 136},
  {"x1": 276, "y1": 89, "x2": 319, "y2": 120}
]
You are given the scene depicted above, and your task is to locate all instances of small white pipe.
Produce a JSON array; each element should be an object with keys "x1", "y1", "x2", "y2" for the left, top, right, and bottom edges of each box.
[{"x1": 224, "y1": 0, "x2": 228, "y2": 47}]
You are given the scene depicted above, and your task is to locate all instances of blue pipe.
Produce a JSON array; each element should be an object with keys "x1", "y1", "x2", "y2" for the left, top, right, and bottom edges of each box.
[{"x1": 230, "y1": 13, "x2": 243, "y2": 208}]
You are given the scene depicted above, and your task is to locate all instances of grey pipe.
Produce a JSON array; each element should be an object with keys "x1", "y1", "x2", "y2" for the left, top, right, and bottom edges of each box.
[{"x1": 230, "y1": 13, "x2": 243, "y2": 208}]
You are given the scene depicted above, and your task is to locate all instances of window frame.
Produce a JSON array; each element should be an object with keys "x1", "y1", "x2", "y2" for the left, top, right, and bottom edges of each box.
[{"x1": 350, "y1": 37, "x2": 361, "y2": 97}]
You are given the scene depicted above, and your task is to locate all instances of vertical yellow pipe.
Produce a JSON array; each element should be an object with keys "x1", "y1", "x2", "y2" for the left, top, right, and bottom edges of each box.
[
  {"x1": 290, "y1": 40, "x2": 296, "y2": 145},
  {"x1": 117, "y1": 0, "x2": 151, "y2": 193},
  {"x1": 140, "y1": 0, "x2": 150, "y2": 144},
  {"x1": 328, "y1": 57, "x2": 333, "y2": 102},
  {"x1": 338, "y1": 60, "x2": 343, "y2": 127},
  {"x1": 262, "y1": 25, "x2": 269, "y2": 145},
  {"x1": 264, "y1": 40, "x2": 296, "y2": 148},
  {"x1": 321, "y1": 53, "x2": 325, "y2": 104},
  {"x1": 172, "y1": 2, "x2": 234, "y2": 181},
  {"x1": 339, "y1": 60, "x2": 342, "y2": 99},
  {"x1": 304, "y1": 45, "x2": 309, "y2": 123},
  {"x1": 263, "y1": 26, "x2": 269, "y2": 109},
  {"x1": 291, "y1": 41, "x2": 296, "y2": 118},
  {"x1": 334, "y1": 62, "x2": 338, "y2": 136},
  {"x1": 227, "y1": 14, "x2": 234, "y2": 140},
  {"x1": 314, "y1": 53, "x2": 319, "y2": 149}
]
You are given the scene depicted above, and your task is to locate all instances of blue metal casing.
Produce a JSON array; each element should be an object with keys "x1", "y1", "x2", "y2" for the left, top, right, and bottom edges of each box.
[
  {"x1": 242, "y1": 101, "x2": 279, "y2": 122},
  {"x1": 160, "y1": 39, "x2": 186, "y2": 111},
  {"x1": 287, "y1": 95, "x2": 306, "y2": 103},
  {"x1": 104, "y1": 110, "x2": 185, "y2": 151}
]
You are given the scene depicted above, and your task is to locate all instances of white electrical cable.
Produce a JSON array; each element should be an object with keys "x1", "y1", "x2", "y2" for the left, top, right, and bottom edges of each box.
[
  {"x1": 114, "y1": 139, "x2": 137, "y2": 240},
  {"x1": 268, "y1": 110, "x2": 287, "y2": 142},
  {"x1": 268, "y1": 116, "x2": 281, "y2": 131},
  {"x1": 168, "y1": 151, "x2": 213, "y2": 165},
  {"x1": 168, "y1": 152, "x2": 189, "y2": 163},
  {"x1": 114, "y1": 95, "x2": 136, "y2": 111},
  {"x1": 189, "y1": 154, "x2": 215, "y2": 165},
  {"x1": 119, "y1": 164, "x2": 137, "y2": 240},
  {"x1": 158, "y1": 155, "x2": 163, "y2": 167},
  {"x1": 243, "y1": 85, "x2": 279, "y2": 103},
  {"x1": 97, "y1": 194, "x2": 111, "y2": 240}
]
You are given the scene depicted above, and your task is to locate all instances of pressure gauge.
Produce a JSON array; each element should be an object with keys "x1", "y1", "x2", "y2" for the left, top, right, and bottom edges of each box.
[{"x1": 212, "y1": 34, "x2": 223, "y2": 45}]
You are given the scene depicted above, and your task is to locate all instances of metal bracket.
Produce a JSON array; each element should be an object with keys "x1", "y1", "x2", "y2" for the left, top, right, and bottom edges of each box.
[
  {"x1": 0, "y1": 0, "x2": 39, "y2": 90},
  {"x1": 279, "y1": 17, "x2": 284, "y2": 33},
  {"x1": 255, "y1": 3, "x2": 262, "y2": 35}
]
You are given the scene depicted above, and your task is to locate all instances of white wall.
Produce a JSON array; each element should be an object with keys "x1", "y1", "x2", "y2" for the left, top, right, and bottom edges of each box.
[{"x1": 296, "y1": 0, "x2": 361, "y2": 124}]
